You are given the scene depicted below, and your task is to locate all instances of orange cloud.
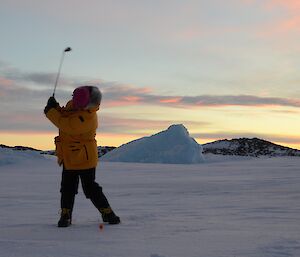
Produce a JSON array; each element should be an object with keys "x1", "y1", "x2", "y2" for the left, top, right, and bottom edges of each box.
[
  {"x1": 121, "y1": 96, "x2": 142, "y2": 102},
  {"x1": 0, "y1": 76, "x2": 16, "y2": 96},
  {"x1": 159, "y1": 97, "x2": 182, "y2": 104},
  {"x1": 102, "y1": 85, "x2": 300, "y2": 109},
  {"x1": 259, "y1": 15, "x2": 300, "y2": 36},
  {"x1": 103, "y1": 100, "x2": 137, "y2": 108},
  {"x1": 275, "y1": 16, "x2": 300, "y2": 33},
  {"x1": 100, "y1": 115, "x2": 210, "y2": 133},
  {"x1": 0, "y1": 77, "x2": 14, "y2": 88},
  {"x1": 103, "y1": 96, "x2": 143, "y2": 107},
  {"x1": 241, "y1": 0, "x2": 300, "y2": 36}
]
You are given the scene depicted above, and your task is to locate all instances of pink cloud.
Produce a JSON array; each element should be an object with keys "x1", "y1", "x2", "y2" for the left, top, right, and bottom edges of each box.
[
  {"x1": 239, "y1": 0, "x2": 300, "y2": 36},
  {"x1": 275, "y1": 16, "x2": 300, "y2": 33},
  {"x1": 99, "y1": 115, "x2": 210, "y2": 135},
  {"x1": 261, "y1": 0, "x2": 300, "y2": 35},
  {"x1": 104, "y1": 90, "x2": 300, "y2": 109},
  {"x1": 242, "y1": 0, "x2": 300, "y2": 11},
  {"x1": 257, "y1": 16, "x2": 300, "y2": 37},
  {"x1": 0, "y1": 77, "x2": 14, "y2": 87},
  {"x1": 102, "y1": 95, "x2": 143, "y2": 107},
  {"x1": 0, "y1": 111, "x2": 50, "y2": 132},
  {"x1": 159, "y1": 97, "x2": 182, "y2": 104},
  {"x1": 266, "y1": 0, "x2": 300, "y2": 11},
  {"x1": 2, "y1": 64, "x2": 300, "y2": 110},
  {"x1": 103, "y1": 100, "x2": 137, "y2": 108},
  {"x1": 0, "y1": 76, "x2": 16, "y2": 96},
  {"x1": 121, "y1": 96, "x2": 143, "y2": 102}
]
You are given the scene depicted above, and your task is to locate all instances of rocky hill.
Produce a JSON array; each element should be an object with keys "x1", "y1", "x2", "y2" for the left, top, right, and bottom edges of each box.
[
  {"x1": 202, "y1": 138, "x2": 300, "y2": 157},
  {"x1": 97, "y1": 146, "x2": 116, "y2": 157},
  {"x1": 0, "y1": 144, "x2": 116, "y2": 157},
  {"x1": 0, "y1": 144, "x2": 40, "y2": 152}
]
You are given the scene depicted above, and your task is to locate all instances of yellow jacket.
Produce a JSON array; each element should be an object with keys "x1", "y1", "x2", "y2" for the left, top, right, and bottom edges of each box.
[{"x1": 46, "y1": 101, "x2": 99, "y2": 170}]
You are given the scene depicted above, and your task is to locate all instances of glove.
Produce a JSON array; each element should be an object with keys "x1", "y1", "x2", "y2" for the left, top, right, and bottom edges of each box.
[{"x1": 44, "y1": 96, "x2": 59, "y2": 114}]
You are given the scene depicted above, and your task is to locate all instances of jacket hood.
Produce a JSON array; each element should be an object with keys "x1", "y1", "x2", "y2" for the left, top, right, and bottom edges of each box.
[{"x1": 72, "y1": 86, "x2": 102, "y2": 110}]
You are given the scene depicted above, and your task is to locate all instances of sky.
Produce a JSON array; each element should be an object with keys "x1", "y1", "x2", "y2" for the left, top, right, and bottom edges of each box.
[{"x1": 1, "y1": 0, "x2": 300, "y2": 150}]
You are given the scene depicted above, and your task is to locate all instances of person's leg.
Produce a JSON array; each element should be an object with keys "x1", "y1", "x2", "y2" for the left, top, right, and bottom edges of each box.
[
  {"x1": 80, "y1": 168, "x2": 120, "y2": 224},
  {"x1": 79, "y1": 168, "x2": 109, "y2": 209},
  {"x1": 58, "y1": 170, "x2": 79, "y2": 227}
]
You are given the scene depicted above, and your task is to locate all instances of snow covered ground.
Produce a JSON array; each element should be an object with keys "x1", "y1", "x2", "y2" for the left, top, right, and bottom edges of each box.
[{"x1": 0, "y1": 152, "x2": 300, "y2": 257}]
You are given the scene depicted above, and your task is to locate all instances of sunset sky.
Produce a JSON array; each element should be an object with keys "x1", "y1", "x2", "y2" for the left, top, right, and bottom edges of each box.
[{"x1": 1, "y1": 0, "x2": 300, "y2": 150}]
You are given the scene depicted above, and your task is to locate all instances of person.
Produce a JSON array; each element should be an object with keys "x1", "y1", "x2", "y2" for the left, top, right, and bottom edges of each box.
[{"x1": 44, "y1": 86, "x2": 120, "y2": 227}]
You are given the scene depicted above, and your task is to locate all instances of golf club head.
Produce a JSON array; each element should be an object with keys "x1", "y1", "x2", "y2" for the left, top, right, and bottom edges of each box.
[{"x1": 64, "y1": 47, "x2": 72, "y2": 52}]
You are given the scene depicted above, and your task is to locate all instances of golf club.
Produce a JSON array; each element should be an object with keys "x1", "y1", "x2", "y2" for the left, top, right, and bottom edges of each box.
[{"x1": 52, "y1": 47, "x2": 72, "y2": 97}]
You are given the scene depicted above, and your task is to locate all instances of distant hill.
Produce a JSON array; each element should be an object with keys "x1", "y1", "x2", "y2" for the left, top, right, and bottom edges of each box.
[
  {"x1": 202, "y1": 138, "x2": 300, "y2": 157},
  {"x1": 2, "y1": 136, "x2": 300, "y2": 160},
  {"x1": 97, "y1": 146, "x2": 116, "y2": 157},
  {"x1": 0, "y1": 144, "x2": 41, "y2": 152},
  {"x1": 0, "y1": 144, "x2": 116, "y2": 157}
]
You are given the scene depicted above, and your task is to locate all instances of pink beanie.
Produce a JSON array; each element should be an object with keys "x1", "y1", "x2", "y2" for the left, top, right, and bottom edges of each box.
[{"x1": 72, "y1": 86, "x2": 90, "y2": 109}]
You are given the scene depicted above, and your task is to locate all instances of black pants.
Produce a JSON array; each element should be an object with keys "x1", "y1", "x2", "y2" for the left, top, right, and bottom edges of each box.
[{"x1": 60, "y1": 168, "x2": 110, "y2": 212}]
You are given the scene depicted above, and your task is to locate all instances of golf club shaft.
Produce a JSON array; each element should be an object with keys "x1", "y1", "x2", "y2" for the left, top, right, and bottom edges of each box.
[{"x1": 52, "y1": 51, "x2": 66, "y2": 97}]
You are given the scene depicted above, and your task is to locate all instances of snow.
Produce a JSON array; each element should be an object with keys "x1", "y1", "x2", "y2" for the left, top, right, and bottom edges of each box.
[
  {"x1": 0, "y1": 148, "x2": 44, "y2": 166},
  {"x1": 0, "y1": 150, "x2": 300, "y2": 257},
  {"x1": 101, "y1": 124, "x2": 204, "y2": 164},
  {"x1": 203, "y1": 140, "x2": 234, "y2": 150}
]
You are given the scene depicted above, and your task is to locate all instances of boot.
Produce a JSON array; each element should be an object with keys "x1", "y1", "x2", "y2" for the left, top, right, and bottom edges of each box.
[
  {"x1": 58, "y1": 208, "x2": 72, "y2": 227},
  {"x1": 100, "y1": 207, "x2": 120, "y2": 224}
]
